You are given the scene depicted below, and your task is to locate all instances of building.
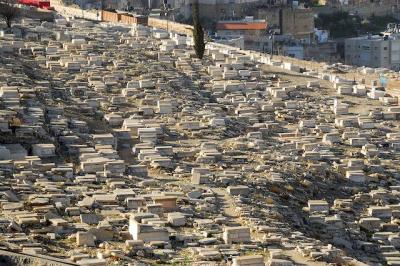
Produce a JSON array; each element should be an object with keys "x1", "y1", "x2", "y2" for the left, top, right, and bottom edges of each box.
[
  {"x1": 345, "y1": 33, "x2": 400, "y2": 70},
  {"x1": 216, "y1": 18, "x2": 267, "y2": 51},
  {"x1": 282, "y1": 45, "x2": 304, "y2": 59},
  {"x1": 315, "y1": 29, "x2": 330, "y2": 44},
  {"x1": 215, "y1": 17, "x2": 309, "y2": 58},
  {"x1": 320, "y1": 0, "x2": 396, "y2": 7},
  {"x1": 305, "y1": 41, "x2": 340, "y2": 63},
  {"x1": 256, "y1": 6, "x2": 315, "y2": 42},
  {"x1": 176, "y1": 0, "x2": 264, "y2": 21}
]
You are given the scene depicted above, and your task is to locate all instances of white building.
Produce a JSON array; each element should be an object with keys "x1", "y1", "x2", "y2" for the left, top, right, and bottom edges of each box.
[{"x1": 345, "y1": 30, "x2": 400, "y2": 70}]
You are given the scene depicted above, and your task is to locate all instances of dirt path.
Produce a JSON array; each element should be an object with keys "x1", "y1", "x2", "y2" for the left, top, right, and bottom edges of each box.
[
  {"x1": 284, "y1": 249, "x2": 328, "y2": 266},
  {"x1": 210, "y1": 188, "x2": 239, "y2": 219}
]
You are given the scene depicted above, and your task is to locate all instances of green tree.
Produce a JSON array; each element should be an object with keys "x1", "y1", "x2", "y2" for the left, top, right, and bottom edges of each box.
[{"x1": 192, "y1": 0, "x2": 205, "y2": 59}]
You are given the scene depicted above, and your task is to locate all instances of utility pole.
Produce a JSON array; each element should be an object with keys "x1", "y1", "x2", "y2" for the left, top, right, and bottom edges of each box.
[
  {"x1": 271, "y1": 32, "x2": 275, "y2": 59},
  {"x1": 163, "y1": 0, "x2": 169, "y2": 32},
  {"x1": 163, "y1": 0, "x2": 175, "y2": 33},
  {"x1": 267, "y1": 29, "x2": 275, "y2": 59}
]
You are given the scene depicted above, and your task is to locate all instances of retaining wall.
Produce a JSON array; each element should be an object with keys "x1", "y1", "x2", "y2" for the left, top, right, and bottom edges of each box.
[
  {"x1": 101, "y1": 10, "x2": 119, "y2": 22},
  {"x1": 148, "y1": 18, "x2": 193, "y2": 36},
  {"x1": 51, "y1": 3, "x2": 101, "y2": 21},
  {"x1": 119, "y1": 14, "x2": 148, "y2": 25},
  {"x1": 22, "y1": 8, "x2": 54, "y2": 21}
]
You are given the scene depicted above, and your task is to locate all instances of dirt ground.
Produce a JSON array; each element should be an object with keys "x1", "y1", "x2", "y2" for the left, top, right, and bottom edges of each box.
[
  {"x1": 272, "y1": 55, "x2": 400, "y2": 98},
  {"x1": 262, "y1": 64, "x2": 385, "y2": 115}
]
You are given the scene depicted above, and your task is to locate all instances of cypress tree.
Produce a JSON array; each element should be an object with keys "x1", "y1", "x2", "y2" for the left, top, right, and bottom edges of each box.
[{"x1": 192, "y1": 0, "x2": 205, "y2": 59}]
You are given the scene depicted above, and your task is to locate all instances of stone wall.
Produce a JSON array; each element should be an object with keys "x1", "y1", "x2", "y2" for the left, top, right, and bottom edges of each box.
[
  {"x1": 148, "y1": 18, "x2": 194, "y2": 36},
  {"x1": 21, "y1": 8, "x2": 55, "y2": 21},
  {"x1": 51, "y1": 3, "x2": 148, "y2": 25},
  {"x1": 120, "y1": 14, "x2": 147, "y2": 25},
  {"x1": 101, "y1": 10, "x2": 119, "y2": 22},
  {"x1": 50, "y1": 1, "x2": 101, "y2": 21}
]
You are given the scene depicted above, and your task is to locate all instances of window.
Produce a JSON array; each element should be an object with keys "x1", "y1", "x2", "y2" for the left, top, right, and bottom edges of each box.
[{"x1": 384, "y1": 47, "x2": 388, "y2": 50}]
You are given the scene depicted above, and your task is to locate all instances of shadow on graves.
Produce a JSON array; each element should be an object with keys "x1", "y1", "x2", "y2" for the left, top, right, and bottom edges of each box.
[{"x1": 0, "y1": 249, "x2": 76, "y2": 266}]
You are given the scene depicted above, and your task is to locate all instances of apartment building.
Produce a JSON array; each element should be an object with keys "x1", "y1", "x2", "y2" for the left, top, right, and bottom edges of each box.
[{"x1": 345, "y1": 34, "x2": 400, "y2": 70}]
